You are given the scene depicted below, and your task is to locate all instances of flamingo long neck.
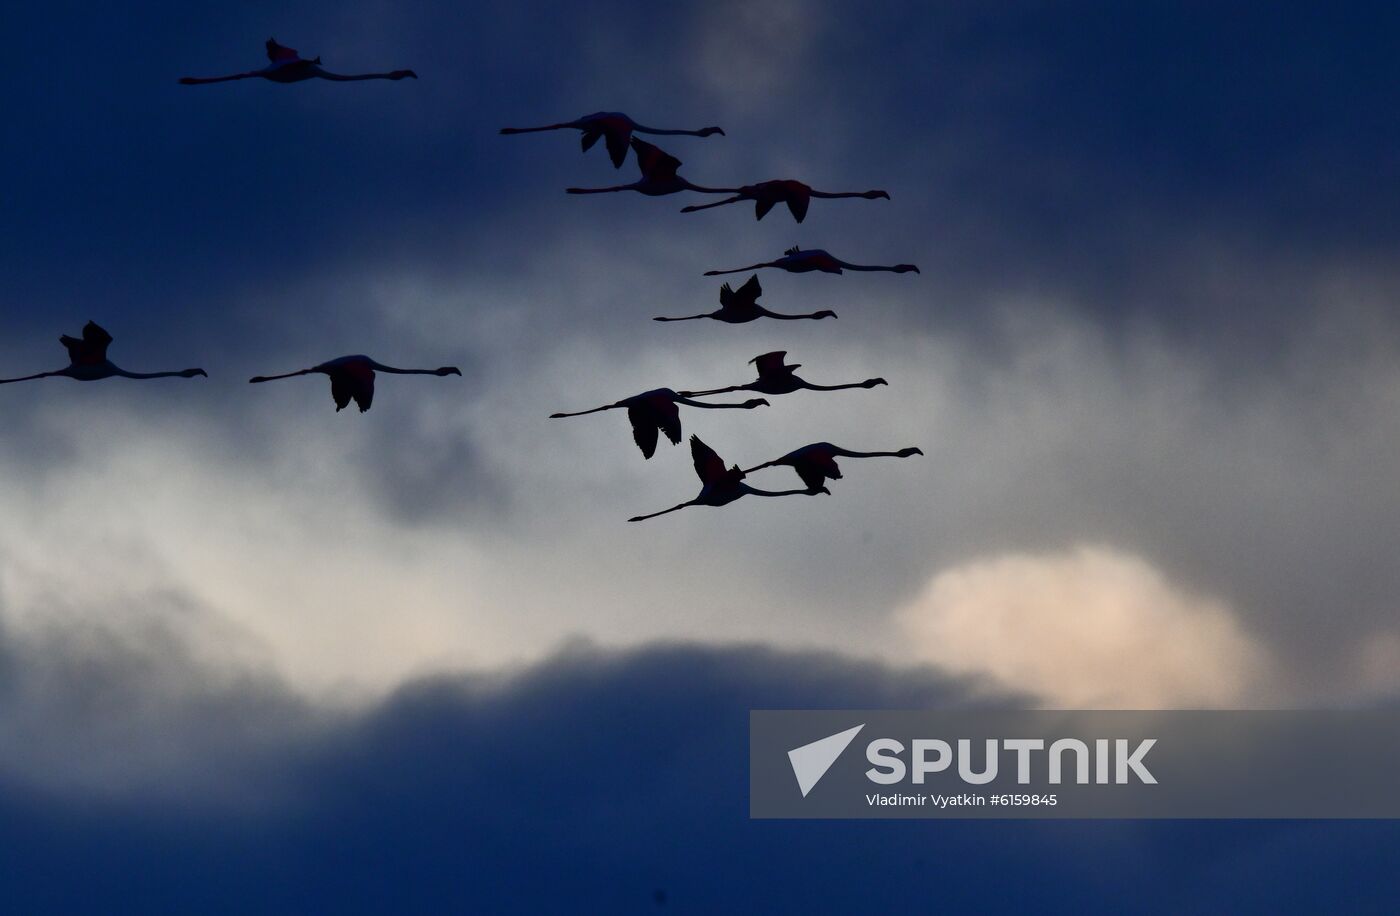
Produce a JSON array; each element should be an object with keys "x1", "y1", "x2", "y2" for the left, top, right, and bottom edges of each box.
[
  {"x1": 830, "y1": 448, "x2": 905, "y2": 458},
  {"x1": 741, "y1": 485, "x2": 815, "y2": 498},
  {"x1": 316, "y1": 70, "x2": 400, "y2": 81},
  {"x1": 810, "y1": 190, "x2": 875, "y2": 199},
  {"x1": 801, "y1": 381, "x2": 871, "y2": 391},
  {"x1": 679, "y1": 387, "x2": 746, "y2": 399},
  {"x1": 835, "y1": 261, "x2": 896, "y2": 272},
  {"x1": 113, "y1": 368, "x2": 194, "y2": 380},
  {"x1": 633, "y1": 126, "x2": 710, "y2": 136},
  {"x1": 368, "y1": 363, "x2": 439, "y2": 375},
  {"x1": 653, "y1": 313, "x2": 712, "y2": 322}
]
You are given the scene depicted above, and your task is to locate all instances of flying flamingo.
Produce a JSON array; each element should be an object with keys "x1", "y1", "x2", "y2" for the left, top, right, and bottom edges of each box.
[
  {"x1": 628, "y1": 436, "x2": 825, "y2": 522},
  {"x1": 566, "y1": 139, "x2": 737, "y2": 197},
  {"x1": 743, "y1": 442, "x2": 924, "y2": 492},
  {"x1": 549, "y1": 388, "x2": 768, "y2": 459},
  {"x1": 179, "y1": 38, "x2": 417, "y2": 85},
  {"x1": 248, "y1": 355, "x2": 460, "y2": 413},
  {"x1": 705, "y1": 245, "x2": 919, "y2": 276},
  {"x1": 681, "y1": 179, "x2": 890, "y2": 223},
  {"x1": 500, "y1": 112, "x2": 724, "y2": 168},
  {"x1": 0, "y1": 322, "x2": 207, "y2": 385},
  {"x1": 682, "y1": 351, "x2": 886, "y2": 399},
  {"x1": 653, "y1": 275, "x2": 836, "y2": 323}
]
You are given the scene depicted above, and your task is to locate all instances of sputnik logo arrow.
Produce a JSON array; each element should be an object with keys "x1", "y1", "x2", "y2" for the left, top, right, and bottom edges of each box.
[{"x1": 787, "y1": 724, "x2": 865, "y2": 797}]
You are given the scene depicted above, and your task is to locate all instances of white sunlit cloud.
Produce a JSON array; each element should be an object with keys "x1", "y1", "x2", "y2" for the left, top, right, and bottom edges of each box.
[
  {"x1": 895, "y1": 545, "x2": 1271, "y2": 708},
  {"x1": 896, "y1": 546, "x2": 1271, "y2": 711}
]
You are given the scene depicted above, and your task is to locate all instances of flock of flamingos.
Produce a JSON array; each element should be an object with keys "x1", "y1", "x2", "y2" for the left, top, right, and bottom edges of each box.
[{"x1": 1, "y1": 38, "x2": 924, "y2": 523}]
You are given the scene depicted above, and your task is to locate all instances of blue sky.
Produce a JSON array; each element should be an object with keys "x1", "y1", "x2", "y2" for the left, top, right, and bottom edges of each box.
[{"x1": 3, "y1": 0, "x2": 1400, "y2": 910}]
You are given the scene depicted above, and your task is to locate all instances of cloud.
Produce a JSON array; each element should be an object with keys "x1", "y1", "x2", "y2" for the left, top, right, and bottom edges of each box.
[
  {"x1": 896, "y1": 546, "x2": 1271, "y2": 708},
  {"x1": 0, "y1": 636, "x2": 1395, "y2": 912},
  {"x1": 1352, "y1": 629, "x2": 1400, "y2": 699},
  {"x1": 688, "y1": 0, "x2": 823, "y2": 109},
  {"x1": 0, "y1": 577, "x2": 318, "y2": 806}
]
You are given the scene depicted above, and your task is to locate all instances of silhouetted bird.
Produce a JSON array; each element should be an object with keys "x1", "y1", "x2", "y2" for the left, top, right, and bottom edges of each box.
[
  {"x1": 179, "y1": 38, "x2": 417, "y2": 84},
  {"x1": 628, "y1": 436, "x2": 825, "y2": 522},
  {"x1": 705, "y1": 246, "x2": 919, "y2": 276},
  {"x1": 683, "y1": 351, "x2": 886, "y2": 398},
  {"x1": 550, "y1": 388, "x2": 768, "y2": 459},
  {"x1": 0, "y1": 322, "x2": 207, "y2": 385},
  {"x1": 681, "y1": 179, "x2": 889, "y2": 223},
  {"x1": 744, "y1": 442, "x2": 923, "y2": 492},
  {"x1": 500, "y1": 112, "x2": 723, "y2": 168},
  {"x1": 567, "y1": 139, "x2": 736, "y2": 197},
  {"x1": 654, "y1": 275, "x2": 836, "y2": 323},
  {"x1": 248, "y1": 355, "x2": 459, "y2": 412}
]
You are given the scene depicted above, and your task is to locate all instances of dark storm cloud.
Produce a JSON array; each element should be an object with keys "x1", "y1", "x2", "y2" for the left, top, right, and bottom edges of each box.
[
  {"x1": 10, "y1": 1, "x2": 1398, "y2": 345},
  {"x1": 9, "y1": 0, "x2": 1398, "y2": 409},
  {"x1": 0, "y1": 584, "x2": 317, "y2": 803},
  {"x1": 0, "y1": 636, "x2": 1395, "y2": 912}
]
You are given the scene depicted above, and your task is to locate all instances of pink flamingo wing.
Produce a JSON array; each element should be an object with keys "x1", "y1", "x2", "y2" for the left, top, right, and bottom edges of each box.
[
  {"x1": 630, "y1": 138, "x2": 681, "y2": 178},
  {"x1": 266, "y1": 39, "x2": 302, "y2": 62},
  {"x1": 60, "y1": 321, "x2": 113, "y2": 365},
  {"x1": 627, "y1": 405, "x2": 661, "y2": 459},
  {"x1": 690, "y1": 436, "x2": 728, "y2": 484},
  {"x1": 750, "y1": 351, "x2": 789, "y2": 377}
]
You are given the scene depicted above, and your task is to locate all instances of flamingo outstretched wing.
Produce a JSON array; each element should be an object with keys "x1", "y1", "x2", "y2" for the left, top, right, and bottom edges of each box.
[
  {"x1": 266, "y1": 38, "x2": 302, "y2": 62},
  {"x1": 83, "y1": 321, "x2": 113, "y2": 349},
  {"x1": 330, "y1": 373, "x2": 354, "y2": 411},
  {"x1": 604, "y1": 131, "x2": 630, "y2": 168},
  {"x1": 627, "y1": 405, "x2": 660, "y2": 459},
  {"x1": 630, "y1": 138, "x2": 681, "y2": 178},
  {"x1": 60, "y1": 321, "x2": 113, "y2": 365},
  {"x1": 750, "y1": 351, "x2": 790, "y2": 378},
  {"x1": 352, "y1": 382, "x2": 374, "y2": 412},
  {"x1": 347, "y1": 361, "x2": 375, "y2": 412},
  {"x1": 656, "y1": 401, "x2": 682, "y2": 446},
  {"x1": 690, "y1": 436, "x2": 728, "y2": 485},
  {"x1": 720, "y1": 274, "x2": 761, "y2": 309},
  {"x1": 329, "y1": 375, "x2": 352, "y2": 411}
]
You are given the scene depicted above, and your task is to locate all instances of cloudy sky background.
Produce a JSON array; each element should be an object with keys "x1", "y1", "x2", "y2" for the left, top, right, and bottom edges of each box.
[{"x1": 3, "y1": 0, "x2": 1400, "y2": 909}]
